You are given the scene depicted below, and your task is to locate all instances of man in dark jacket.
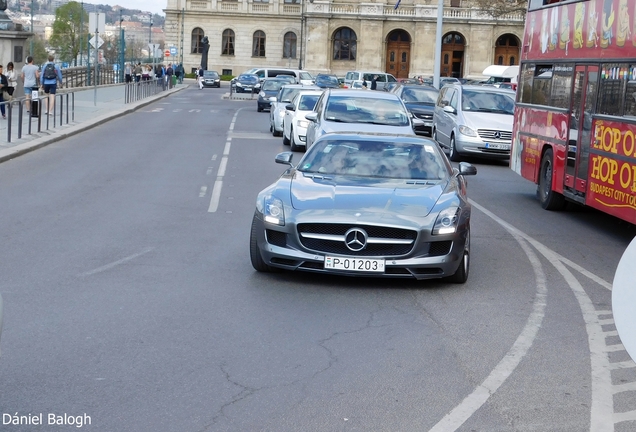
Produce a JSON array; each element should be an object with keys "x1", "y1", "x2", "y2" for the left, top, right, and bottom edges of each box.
[
  {"x1": 166, "y1": 64, "x2": 174, "y2": 88},
  {"x1": 371, "y1": 75, "x2": 378, "y2": 90}
]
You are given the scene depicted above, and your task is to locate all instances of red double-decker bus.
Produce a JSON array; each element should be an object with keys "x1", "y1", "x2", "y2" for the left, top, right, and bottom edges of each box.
[{"x1": 511, "y1": 0, "x2": 636, "y2": 224}]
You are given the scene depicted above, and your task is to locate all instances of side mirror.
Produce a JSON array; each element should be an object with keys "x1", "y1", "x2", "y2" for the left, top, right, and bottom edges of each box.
[
  {"x1": 275, "y1": 152, "x2": 294, "y2": 166},
  {"x1": 305, "y1": 112, "x2": 318, "y2": 122},
  {"x1": 269, "y1": 97, "x2": 277, "y2": 103},
  {"x1": 458, "y1": 162, "x2": 477, "y2": 176},
  {"x1": 285, "y1": 104, "x2": 295, "y2": 111},
  {"x1": 443, "y1": 105, "x2": 456, "y2": 114}
]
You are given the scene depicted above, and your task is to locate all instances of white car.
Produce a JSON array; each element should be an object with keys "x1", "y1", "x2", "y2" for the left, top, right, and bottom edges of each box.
[
  {"x1": 283, "y1": 90, "x2": 323, "y2": 152},
  {"x1": 269, "y1": 84, "x2": 319, "y2": 137}
]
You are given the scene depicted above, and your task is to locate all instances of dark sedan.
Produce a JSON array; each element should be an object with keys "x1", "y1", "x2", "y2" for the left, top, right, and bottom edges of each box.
[
  {"x1": 233, "y1": 73, "x2": 260, "y2": 93},
  {"x1": 314, "y1": 74, "x2": 340, "y2": 89},
  {"x1": 257, "y1": 78, "x2": 291, "y2": 112},
  {"x1": 202, "y1": 70, "x2": 221, "y2": 88},
  {"x1": 391, "y1": 84, "x2": 439, "y2": 136},
  {"x1": 250, "y1": 133, "x2": 476, "y2": 283}
]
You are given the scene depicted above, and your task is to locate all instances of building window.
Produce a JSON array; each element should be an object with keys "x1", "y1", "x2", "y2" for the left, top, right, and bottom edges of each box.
[
  {"x1": 284, "y1": 0, "x2": 300, "y2": 3},
  {"x1": 253, "y1": 30, "x2": 266, "y2": 57},
  {"x1": 283, "y1": 32, "x2": 297, "y2": 58},
  {"x1": 191, "y1": 27, "x2": 204, "y2": 54},
  {"x1": 333, "y1": 27, "x2": 357, "y2": 60},
  {"x1": 222, "y1": 29, "x2": 235, "y2": 55}
]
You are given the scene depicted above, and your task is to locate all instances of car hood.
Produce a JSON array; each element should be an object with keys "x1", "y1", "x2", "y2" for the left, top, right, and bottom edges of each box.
[
  {"x1": 405, "y1": 103, "x2": 435, "y2": 114},
  {"x1": 461, "y1": 111, "x2": 513, "y2": 131},
  {"x1": 289, "y1": 173, "x2": 444, "y2": 217}
]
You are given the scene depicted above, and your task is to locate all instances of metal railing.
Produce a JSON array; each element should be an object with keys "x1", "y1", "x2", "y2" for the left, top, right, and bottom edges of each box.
[
  {"x1": 3, "y1": 92, "x2": 75, "y2": 143},
  {"x1": 61, "y1": 65, "x2": 121, "y2": 89},
  {"x1": 124, "y1": 78, "x2": 169, "y2": 103}
]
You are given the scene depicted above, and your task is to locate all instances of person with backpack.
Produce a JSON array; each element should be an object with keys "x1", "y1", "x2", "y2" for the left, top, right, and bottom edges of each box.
[{"x1": 40, "y1": 54, "x2": 62, "y2": 116}]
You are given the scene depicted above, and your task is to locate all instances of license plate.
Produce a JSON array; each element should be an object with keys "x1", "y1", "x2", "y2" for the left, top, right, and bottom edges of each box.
[
  {"x1": 324, "y1": 256, "x2": 385, "y2": 272},
  {"x1": 484, "y1": 142, "x2": 511, "y2": 150},
  {"x1": 424, "y1": 122, "x2": 433, "y2": 127}
]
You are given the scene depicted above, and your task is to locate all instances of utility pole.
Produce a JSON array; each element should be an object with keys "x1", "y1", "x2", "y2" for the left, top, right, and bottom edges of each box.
[
  {"x1": 79, "y1": 1, "x2": 83, "y2": 66},
  {"x1": 30, "y1": 0, "x2": 33, "y2": 56},
  {"x1": 149, "y1": 13, "x2": 153, "y2": 71},
  {"x1": 119, "y1": 10, "x2": 124, "y2": 82},
  {"x1": 180, "y1": 8, "x2": 184, "y2": 67}
]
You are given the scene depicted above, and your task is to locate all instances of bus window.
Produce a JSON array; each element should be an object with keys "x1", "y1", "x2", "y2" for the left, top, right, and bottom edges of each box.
[
  {"x1": 519, "y1": 63, "x2": 535, "y2": 103},
  {"x1": 598, "y1": 63, "x2": 627, "y2": 116},
  {"x1": 551, "y1": 64, "x2": 574, "y2": 109},
  {"x1": 532, "y1": 65, "x2": 553, "y2": 106},
  {"x1": 624, "y1": 67, "x2": 636, "y2": 117}
]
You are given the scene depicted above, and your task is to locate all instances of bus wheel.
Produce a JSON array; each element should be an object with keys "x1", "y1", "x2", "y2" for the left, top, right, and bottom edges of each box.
[{"x1": 538, "y1": 148, "x2": 566, "y2": 210}]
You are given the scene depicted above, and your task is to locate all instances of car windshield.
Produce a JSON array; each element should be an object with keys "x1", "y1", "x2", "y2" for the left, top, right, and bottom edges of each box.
[
  {"x1": 276, "y1": 75, "x2": 296, "y2": 83},
  {"x1": 401, "y1": 87, "x2": 438, "y2": 104},
  {"x1": 324, "y1": 96, "x2": 410, "y2": 126},
  {"x1": 299, "y1": 140, "x2": 448, "y2": 180},
  {"x1": 262, "y1": 80, "x2": 285, "y2": 91},
  {"x1": 204, "y1": 71, "x2": 218, "y2": 78},
  {"x1": 299, "y1": 72, "x2": 313, "y2": 80},
  {"x1": 280, "y1": 87, "x2": 303, "y2": 103},
  {"x1": 461, "y1": 90, "x2": 515, "y2": 114},
  {"x1": 239, "y1": 74, "x2": 258, "y2": 83},
  {"x1": 316, "y1": 75, "x2": 339, "y2": 87},
  {"x1": 298, "y1": 94, "x2": 320, "y2": 111}
]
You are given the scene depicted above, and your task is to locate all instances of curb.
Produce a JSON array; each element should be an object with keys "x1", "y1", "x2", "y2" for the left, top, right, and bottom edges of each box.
[{"x1": 0, "y1": 85, "x2": 188, "y2": 165}]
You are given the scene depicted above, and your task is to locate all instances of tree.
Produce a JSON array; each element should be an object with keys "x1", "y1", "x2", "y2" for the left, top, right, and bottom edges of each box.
[
  {"x1": 469, "y1": 0, "x2": 527, "y2": 18},
  {"x1": 49, "y1": 1, "x2": 88, "y2": 65},
  {"x1": 26, "y1": 34, "x2": 49, "y2": 65}
]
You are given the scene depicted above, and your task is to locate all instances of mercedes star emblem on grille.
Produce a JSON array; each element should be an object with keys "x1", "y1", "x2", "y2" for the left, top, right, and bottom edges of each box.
[
  {"x1": 344, "y1": 228, "x2": 368, "y2": 252},
  {"x1": 494, "y1": 131, "x2": 501, "y2": 139}
]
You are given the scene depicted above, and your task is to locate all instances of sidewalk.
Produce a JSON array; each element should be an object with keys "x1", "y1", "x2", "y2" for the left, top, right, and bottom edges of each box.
[{"x1": 0, "y1": 82, "x2": 188, "y2": 164}]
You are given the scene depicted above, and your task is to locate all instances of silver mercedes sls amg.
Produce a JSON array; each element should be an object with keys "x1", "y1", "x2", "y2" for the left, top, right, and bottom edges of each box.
[{"x1": 250, "y1": 133, "x2": 477, "y2": 283}]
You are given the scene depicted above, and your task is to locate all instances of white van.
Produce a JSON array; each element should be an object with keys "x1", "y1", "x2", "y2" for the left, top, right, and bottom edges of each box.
[
  {"x1": 243, "y1": 67, "x2": 314, "y2": 85},
  {"x1": 481, "y1": 65, "x2": 519, "y2": 90},
  {"x1": 344, "y1": 71, "x2": 397, "y2": 90}
]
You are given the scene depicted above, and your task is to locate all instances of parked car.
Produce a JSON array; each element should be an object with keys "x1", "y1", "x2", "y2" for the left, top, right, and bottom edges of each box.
[
  {"x1": 233, "y1": 67, "x2": 314, "y2": 86},
  {"x1": 233, "y1": 73, "x2": 260, "y2": 93},
  {"x1": 343, "y1": 71, "x2": 398, "y2": 90},
  {"x1": 314, "y1": 74, "x2": 340, "y2": 89},
  {"x1": 257, "y1": 78, "x2": 291, "y2": 112},
  {"x1": 269, "y1": 84, "x2": 320, "y2": 136},
  {"x1": 304, "y1": 89, "x2": 415, "y2": 149},
  {"x1": 282, "y1": 90, "x2": 323, "y2": 151},
  {"x1": 250, "y1": 133, "x2": 477, "y2": 283},
  {"x1": 398, "y1": 78, "x2": 420, "y2": 84},
  {"x1": 391, "y1": 84, "x2": 439, "y2": 136},
  {"x1": 202, "y1": 70, "x2": 221, "y2": 88},
  {"x1": 433, "y1": 84, "x2": 515, "y2": 161}
]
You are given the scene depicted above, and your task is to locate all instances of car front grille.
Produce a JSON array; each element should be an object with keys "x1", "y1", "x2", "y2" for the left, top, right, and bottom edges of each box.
[
  {"x1": 297, "y1": 223, "x2": 417, "y2": 257},
  {"x1": 266, "y1": 229, "x2": 287, "y2": 247},
  {"x1": 477, "y1": 129, "x2": 512, "y2": 141},
  {"x1": 414, "y1": 113, "x2": 433, "y2": 120}
]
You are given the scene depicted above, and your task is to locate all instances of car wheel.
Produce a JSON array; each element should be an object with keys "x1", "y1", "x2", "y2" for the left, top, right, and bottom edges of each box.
[
  {"x1": 257, "y1": 105, "x2": 263, "y2": 112},
  {"x1": 250, "y1": 215, "x2": 276, "y2": 272},
  {"x1": 538, "y1": 148, "x2": 566, "y2": 210},
  {"x1": 290, "y1": 127, "x2": 301, "y2": 152},
  {"x1": 282, "y1": 128, "x2": 290, "y2": 145},
  {"x1": 273, "y1": 129, "x2": 282, "y2": 137},
  {"x1": 449, "y1": 134, "x2": 461, "y2": 162},
  {"x1": 446, "y1": 227, "x2": 469, "y2": 284},
  {"x1": 270, "y1": 124, "x2": 273, "y2": 133}
]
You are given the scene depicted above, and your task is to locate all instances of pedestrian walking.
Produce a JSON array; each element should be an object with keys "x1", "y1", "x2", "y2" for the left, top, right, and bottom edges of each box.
[
  {"x1": 40, "y1": 54, "x2": 63, "y2": 116},
  {"x1": 5, "y1": 62, "x2": 17, "y2": 101},
  {"x1": 177, "y1": 64, "x2": 184, "y2": 84},
  {"x1": 0, "y1": 65, "x2": 8, "y2": 119},
  {"x1": 371, "y1": 75, "x2": 378, "y2": 90},
  {"x1": 197, "y1": 66, "x2": 204, "y2": 89},
  {"x1": 166, "y1": 63, "x2": 174, "y2": 89},
  {"x1": 134, "y1": 63, "x2": 142, "y2": 83},
  {"x1": 124, "y1": 62, "x2": 132, "y2": 83},
  {"x1": 20, "y1": 56, "x2": 40, "y2": 113}
]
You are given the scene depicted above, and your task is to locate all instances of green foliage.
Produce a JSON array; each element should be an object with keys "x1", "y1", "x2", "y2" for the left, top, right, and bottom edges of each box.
[
  {"x1": 49, "y1": 1, "x2": 88, "y2": 65},
  {"x1": 220, "y1": 75, "x2": 234, "y2": 81},
  {"x1": 26, "y1": 35, "x2": 49, "y2": 65}
]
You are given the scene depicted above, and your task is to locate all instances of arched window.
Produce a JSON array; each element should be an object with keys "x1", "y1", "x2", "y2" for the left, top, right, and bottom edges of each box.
[
  {"x1": 333, "y1": 27, "x2": 357, "y2": 60},
  {"x1": 253, "y1": 30, "x2": 266, "y2": 57},
  {"x1": 191, "y1": 27, "x2": 204, "y2": 54},
  {"x1": 283, "y1": 32, "x2": 297, "y2": 58},
  {"x1": 509, "y1": 56, "x2": 515, "y2": 65},
  {"x1": 442, "y1": 32, "x2": 465, "y2": 44},
  {"x1": 498, "y1": 55, "x2": 504, "y2": 65},
  {"x1": 222, "y1": 29, "x2": 235, "y2": 56}
]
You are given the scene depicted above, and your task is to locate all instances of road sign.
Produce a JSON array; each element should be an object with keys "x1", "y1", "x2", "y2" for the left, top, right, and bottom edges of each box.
[
  {"x1": 613, "y1": 237, "x2": 636, "y2": 361},
  {"x1": 164, "y1": 49, "x2": 171, "y2": 57},
  {"x1": 170, "y1": 46, "x2": 178, "y2": 56},
  {"x1": 89, "y1": 36, "x2": 104, "y2": 49},
  {"x1": 148, "y1": 43, "x2": 160, "y2": 52}
]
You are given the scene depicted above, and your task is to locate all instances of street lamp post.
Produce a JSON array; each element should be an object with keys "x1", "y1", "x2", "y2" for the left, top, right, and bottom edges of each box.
[
  {"x1": 298, "y1": 0, "x2": 314, "y2": 70},
  {"x1": 149, "y1": 14, "x2": 153, "y2": 72},
  {"x1": 30, "y1": 0, "x2": 33, "y2": 56},
  {"x1": 119, "y1": 11, "x2": 124, "y2": 82},
  {"x1": 79, "y1": 1, "x2": 83, "y2": 66}
]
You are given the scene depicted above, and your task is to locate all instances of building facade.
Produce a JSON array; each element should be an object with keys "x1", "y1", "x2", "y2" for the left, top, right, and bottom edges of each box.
[{"x1": 163, "y1": 0, "x2": 525, "y2": 79}]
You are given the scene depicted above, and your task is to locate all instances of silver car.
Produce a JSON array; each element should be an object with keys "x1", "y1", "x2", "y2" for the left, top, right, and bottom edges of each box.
[
  {"x1": 282, "y1": 90, "x2": 323, "y2": 152},
  {"x1": 269, "y1": 84, "x2": 319, "y2": 137},
  {"x1": 250, "y1": 133, "x2": 477, "y2": 283},
  {"x1": 305, "y1": 89, "x2": 415, "y2": 149},
  {"x1": 432, "y1": 84, "x2": 515, "y2": 161}
]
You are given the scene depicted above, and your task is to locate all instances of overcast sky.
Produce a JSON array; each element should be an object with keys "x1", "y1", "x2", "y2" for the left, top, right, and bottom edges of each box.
[{"x1": 83, "y1": 1, "x2": 166, "y2": 16}]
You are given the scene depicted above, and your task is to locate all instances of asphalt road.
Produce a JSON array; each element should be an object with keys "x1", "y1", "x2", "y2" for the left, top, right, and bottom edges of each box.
[{"x1": 1, "y1": 86, "x2": 635, "y2": 431}]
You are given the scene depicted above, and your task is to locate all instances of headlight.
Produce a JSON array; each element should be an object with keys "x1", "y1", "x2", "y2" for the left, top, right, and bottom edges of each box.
[
  {"x1": 297, "y1": 120, "x2": 309, "y2": 128},
  {"x1": 432, "y1": 207, "x2": 460, "y2": 235},
  {"x1": 459, "y1": 125, "x2": 477, "y2": 137},
  {"x1": 236, "y1": 82, "x2": 243, "y2": 87},
  {"x1": 262, "y1": 195, "x2": 285, "y2": 226},
  {"x1": 277, "y1": 110, "x2": 285, "y2": 119},
  {"x1": 259, "y1": 91, "x2": 266, "y2": 97}
]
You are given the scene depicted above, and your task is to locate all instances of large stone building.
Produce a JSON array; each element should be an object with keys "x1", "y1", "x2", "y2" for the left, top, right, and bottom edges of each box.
[{"x1": 163, "y1": 0, "x2": 525, "y2": 79}]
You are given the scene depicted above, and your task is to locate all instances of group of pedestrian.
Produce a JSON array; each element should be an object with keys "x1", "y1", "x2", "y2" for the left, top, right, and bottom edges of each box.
[
  {"x1": 123, "y1": 62, "x2": 184, "y2": 88},
  {"x1": 0, "y1": 55, "x2": 62, "y2": 119},
  {"x1": 362, "y1": 75, "x2": 379, "y2": 90}
]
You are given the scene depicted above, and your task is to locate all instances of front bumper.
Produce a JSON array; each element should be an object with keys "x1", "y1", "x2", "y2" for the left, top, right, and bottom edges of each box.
[
  {"x1": 253, "y1": 213, "x2": 468, "y2": 280},
  {"x1": 455, "y1": 135, "x2": 511, "y2": 160}
]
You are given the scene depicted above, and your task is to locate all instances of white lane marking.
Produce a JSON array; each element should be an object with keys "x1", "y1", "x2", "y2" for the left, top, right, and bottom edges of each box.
[
  {"x1": 150, "y1": 108, "x2": 164, "y2": 112},
  {"x1": 189, "y1": 109, "x2": 200, "y2": 113},
  {"x1": 560, "y1": 256, "x2": 612, "y2": 291},
  {"x1": 173, "y1": 108, "x2": 182, "y2": 112},
  {"x1": 199, "y1": 186, "x2": 207, "y2": 197},
  {"x1": 206, "y1": 167, "x2": 214, "y2": 175},
  {"x1": 429, "y1": 236, "x2": 547, "y2": 432},
  {"x1": 468, "y1": 199, "x2": 615, "y2": 432},
  {"x1": 208, "y1": 108, "x2": 246, "y2": 213},
  {"x1": 78, "y1": 247, "x2": 154, "y2": 277},
  {"x1": 208, "y1": 181, "x2": 223, "y2": 213},
  {"x1": 211, "y1": 154, "x2": 218, "y2": 161}
]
